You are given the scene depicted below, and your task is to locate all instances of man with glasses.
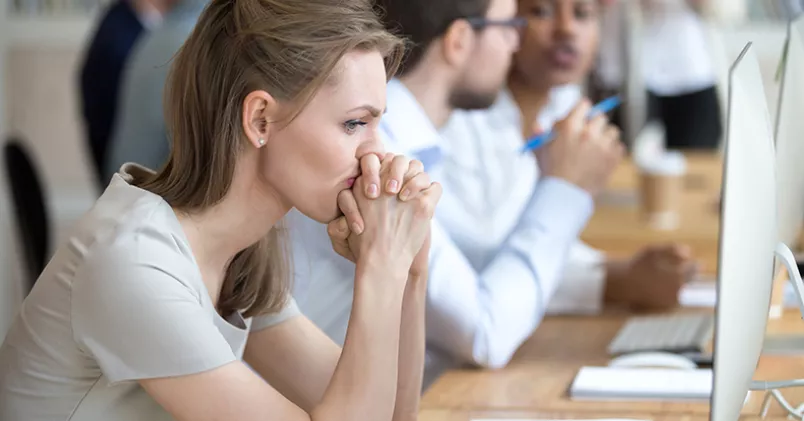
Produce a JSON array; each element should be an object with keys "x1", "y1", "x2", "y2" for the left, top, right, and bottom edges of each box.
[
  {"x1": 291, "y1": 0, "x2": 623, "y2": 388},
  {"x1": 442, "y1": 0, "x2": 697, "y2": 319}
]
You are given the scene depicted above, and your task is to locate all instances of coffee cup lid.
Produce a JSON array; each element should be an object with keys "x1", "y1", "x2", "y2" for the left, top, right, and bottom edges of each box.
[{"x1": 637, "y1": 151, "x2": 687, "y2": 176}]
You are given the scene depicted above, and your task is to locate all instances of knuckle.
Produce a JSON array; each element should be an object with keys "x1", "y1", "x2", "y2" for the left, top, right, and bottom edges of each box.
[
  {"x1": 415, "y1": 173, "x2": 431, "y2": 188},
  {"x1": 327, "y1": 223, "x2": 339, "y2": 237},
  {"x1": 338, "y1": 190, "x2": 355, "y2": 208},
  {"x1": 430, "y1": 182, "x2": 443, "y2": 199},
  {"x1": 413, "y1": 197, "x2": 430, "y2": 217},
  {"x1": 337, "y1": 189, "x2": 349, "y2": 204},
  {"x1": 394, "y1": 155, "x2": 410, "y2": 170}
]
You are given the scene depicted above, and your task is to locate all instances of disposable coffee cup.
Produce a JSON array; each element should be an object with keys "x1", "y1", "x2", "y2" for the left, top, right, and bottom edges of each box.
[{"x1": 638, "y1": 151, "x2": 686, "y2": 231}]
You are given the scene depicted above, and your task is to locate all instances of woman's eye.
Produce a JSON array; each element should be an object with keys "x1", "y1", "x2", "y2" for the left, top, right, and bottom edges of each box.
[
  {"x1": 575, "y1": 6, "x2": 594, "y2": 20},
  {"x1": 531, "y1": 4, "x2": 553, "y2": 18},
  {"x1": 344, "y1": 120, "x2": 368, "y2": 135}
]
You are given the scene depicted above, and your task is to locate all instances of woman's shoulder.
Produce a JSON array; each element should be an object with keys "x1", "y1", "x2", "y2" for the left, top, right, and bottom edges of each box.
[{"x1": 61, "y1": 171, "x2": 202, "y2": 297}]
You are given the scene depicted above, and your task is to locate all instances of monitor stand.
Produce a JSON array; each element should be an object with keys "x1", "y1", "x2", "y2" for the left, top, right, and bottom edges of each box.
[{"x1": 763, "y1": 244, "x2": 804, "y2": 355}]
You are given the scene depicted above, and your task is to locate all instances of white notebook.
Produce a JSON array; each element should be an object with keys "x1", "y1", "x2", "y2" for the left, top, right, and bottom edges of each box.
[
  {"x1": 679, "y1": 279, "x2": 799, "y2": 308},
  {"x1": 474, "y1": 419, "x2": 650, "y2": 421},
  {"x1": 569, "y1": 366, "x2": 712, "y2": 401}
]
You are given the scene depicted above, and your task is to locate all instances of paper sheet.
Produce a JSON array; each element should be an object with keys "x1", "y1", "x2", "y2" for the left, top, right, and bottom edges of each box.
[
  {"x1": 473, "y1": 419, "x2": 651, "y2": 421},
  {"x1": 570, "y1": 366, "x2": 712, "y2": 401},
  {"x1": 679, "y1": 279, "x2": 798, "y2": 308}
]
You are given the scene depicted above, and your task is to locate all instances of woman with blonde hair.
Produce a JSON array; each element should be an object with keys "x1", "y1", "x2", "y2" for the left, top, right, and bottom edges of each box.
[{"x1": 0, "y1": 1, "x2": 440, "y2": 420}]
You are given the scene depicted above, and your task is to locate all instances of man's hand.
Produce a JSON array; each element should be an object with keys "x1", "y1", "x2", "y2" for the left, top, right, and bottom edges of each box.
[
  {"x1": 604, "y1": 244, "x2": 699, "y2": 311},
  {"x1": 536, "y1": 99, "x2": 624, "y2": 196}
]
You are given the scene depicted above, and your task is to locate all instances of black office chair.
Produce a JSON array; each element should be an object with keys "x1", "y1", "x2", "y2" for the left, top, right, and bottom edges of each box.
[{"x1": 3, "y1": 138, "x2": 49, "y2": 294}]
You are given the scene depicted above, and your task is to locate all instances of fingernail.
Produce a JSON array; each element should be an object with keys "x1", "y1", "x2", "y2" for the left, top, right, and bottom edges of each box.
[
  {"x1": 400, "y1": 189, "x2": 410, "y2": 201},
  {"x1": 388, "y1": 180, "x2": 399, "y2": 193},
  {"x1": 339, "y1": 218, "x2": 348, "y2": 232},
  {"x1": 367, "y1": 184, "x2": 379, "y2": 198},
  {"x1": 351, "y1": 222, "x2": 363, "y2": 235}
]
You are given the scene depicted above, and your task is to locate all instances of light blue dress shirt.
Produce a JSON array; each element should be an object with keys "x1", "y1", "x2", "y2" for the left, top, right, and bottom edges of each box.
[
  {"x1": 440, "y1": 86, "x2": 608, "y2": 316},
  {"x1": 290, "y1": 80, "x2": 598, "y2": 387},
  {"x1": 104, "y1": 0, "x2": 207, "y2": 183}
]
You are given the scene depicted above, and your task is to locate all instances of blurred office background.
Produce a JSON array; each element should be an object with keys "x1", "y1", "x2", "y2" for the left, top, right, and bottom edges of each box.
[{"x1": 0, "y1": 0, "x2": 801, "y2": 338}]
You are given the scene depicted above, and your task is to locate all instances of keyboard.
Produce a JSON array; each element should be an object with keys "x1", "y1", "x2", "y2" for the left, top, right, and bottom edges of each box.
[{"x1": 608, "y1": 314, "x2": 715, "y2": 355}]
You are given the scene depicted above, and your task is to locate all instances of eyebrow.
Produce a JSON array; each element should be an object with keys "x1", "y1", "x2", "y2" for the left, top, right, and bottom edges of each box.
[{"x1": 349, "y1": 105, "x2": 386, "y2": 118}]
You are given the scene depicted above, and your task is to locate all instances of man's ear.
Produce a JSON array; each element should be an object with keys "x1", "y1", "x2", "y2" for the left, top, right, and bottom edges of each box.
[
  {"x1": 242, "y1": 90, "x2": 279, "y2": 148},
  {"x1": 440, "y1": 19, "x2": 476, "y2": 69}
]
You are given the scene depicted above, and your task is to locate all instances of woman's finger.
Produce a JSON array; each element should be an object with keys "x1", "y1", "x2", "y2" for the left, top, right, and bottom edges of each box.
[
  {"x1": 385, "y1": 154, "x2": 410, "y2": 194},
  {"x1": 399, "y1": 171, "x2": 431, "y2": 201},
  {"x1": 337, "y1": 189, "x2": 364, "y2": 235},
  {"x1": 359, "y1": 154, "x2": 382, "y2": 199}
]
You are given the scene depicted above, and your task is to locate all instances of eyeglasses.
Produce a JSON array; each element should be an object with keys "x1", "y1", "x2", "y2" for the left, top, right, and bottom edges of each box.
[{"x1": 465, "y1": 16, "x2": 528, "y2": 30}]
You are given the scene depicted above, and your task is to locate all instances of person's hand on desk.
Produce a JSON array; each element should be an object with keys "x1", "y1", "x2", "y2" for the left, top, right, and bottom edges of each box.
[
  {"x1": 534, "y1": 99, "x2": 625, "y2": 196},
  {"x1": 327, "y1": 153, "x2": 439, "y2": 277},
  {"x1": 604, "y1": 244, "x2": 698, "y2": 311}
]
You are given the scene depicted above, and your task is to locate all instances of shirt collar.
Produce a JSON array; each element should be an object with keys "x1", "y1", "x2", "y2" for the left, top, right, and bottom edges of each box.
[
  {"x1": 478, "y1": 84, "x2": 583, "y2": 136},
  {"x1": 488, "y1": 89, "x2": 522, "y2": 130},
  {"x1": 538, "y1": 84, "x2": 583, "y2": 130},
  {"x1": 380, "y1": 79, "x2": 446, "y2": 157}
]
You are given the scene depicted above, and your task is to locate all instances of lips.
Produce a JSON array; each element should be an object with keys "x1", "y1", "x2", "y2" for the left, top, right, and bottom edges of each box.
[
  {"x1": 346, "y1": 177, "x2": 356, "y2": 188},
  {"x1": 548, "y1": 43, "x2": 579, "y2": 69}
]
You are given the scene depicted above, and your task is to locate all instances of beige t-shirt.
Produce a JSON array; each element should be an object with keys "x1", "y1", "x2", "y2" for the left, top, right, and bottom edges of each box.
[{"x1": 0, "y1": 165, "x2": 300, "y2": 421}]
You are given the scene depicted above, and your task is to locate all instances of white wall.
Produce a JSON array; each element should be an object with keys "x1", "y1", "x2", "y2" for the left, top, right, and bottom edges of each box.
[
  {"x1": 719, "y1": 23, "x2": 788, "y2": 121},
  {"x1": 6, "y1": 47, "x2": 97, "y2": 244},
  {"x1": 0, "y1": 1, "x2": 20, "y2": 341},
  {"x1": 1, "y1": 28, "x2": 97, "y2": 340}
]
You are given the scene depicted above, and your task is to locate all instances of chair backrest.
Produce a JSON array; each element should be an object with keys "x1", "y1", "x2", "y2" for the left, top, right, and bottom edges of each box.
[{"x1": 3, "y1": 138, "x2": 48, "y2": 294}]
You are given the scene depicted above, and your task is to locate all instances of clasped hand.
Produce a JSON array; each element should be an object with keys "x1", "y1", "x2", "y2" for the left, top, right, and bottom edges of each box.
[{"x1": 327, "y1": 153, "x2": 441, "y2": 278}]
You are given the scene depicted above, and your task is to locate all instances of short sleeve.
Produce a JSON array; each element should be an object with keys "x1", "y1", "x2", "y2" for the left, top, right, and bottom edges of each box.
[
  {"x1": 71, "y1": 240, "x2": 237, "y2": 385},
  {"x1": 250, "y1": 298, "x2": 301, "y2": 332}
]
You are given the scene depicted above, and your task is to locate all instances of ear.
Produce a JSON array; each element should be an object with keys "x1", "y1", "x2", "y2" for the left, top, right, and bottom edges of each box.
[
  {"x1": 242, "y1": 90, "x2": 279, "y2": 149},
  {"x1": 440, "y1": 19, "x2": 476, "y2": 69}
]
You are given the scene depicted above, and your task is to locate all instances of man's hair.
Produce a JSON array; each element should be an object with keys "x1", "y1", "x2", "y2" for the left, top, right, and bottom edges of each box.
[{"x1": 376, "y1": 0, "x2": 491, "y2": 75}]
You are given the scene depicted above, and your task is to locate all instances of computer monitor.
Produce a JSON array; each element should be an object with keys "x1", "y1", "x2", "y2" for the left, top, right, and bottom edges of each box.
[
  {"x1": 710, "y1": 42, "x2": 778, "y2": 421},
  {"x1": 774, "y1": 15, "x2": 804, "y2": 250}
]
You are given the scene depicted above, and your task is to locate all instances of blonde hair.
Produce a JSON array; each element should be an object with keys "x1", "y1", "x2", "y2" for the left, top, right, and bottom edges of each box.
[{"x1": 138, "y1": 0, "x2": 404, "y2": 318}]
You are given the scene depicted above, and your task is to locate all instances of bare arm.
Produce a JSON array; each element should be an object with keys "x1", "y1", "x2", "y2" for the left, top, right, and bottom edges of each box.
[
  {"x1": 244, "y1": 316, "x2": 340, "y2": 412},
  {"x1": 393, "y1": 273, "x2": 427, "y2": 421},
  {"x1": 139, "y1": 260, "x2": 408, "y2": 421}
]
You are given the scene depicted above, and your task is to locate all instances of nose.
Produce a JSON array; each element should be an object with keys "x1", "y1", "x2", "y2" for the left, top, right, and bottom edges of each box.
[
  {"x1": 356, "y1": 131, "x2": 386, "y2": 161},
  {"x1": 555, "y1": 6, "x2": 577, "y2": 38}
]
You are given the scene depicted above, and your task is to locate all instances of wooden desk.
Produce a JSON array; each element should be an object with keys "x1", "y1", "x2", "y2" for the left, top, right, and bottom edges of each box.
[
  {"x1": 422, "y1": 152, "x2": 804, "y2": 420},
  {"x1": 419, "y1": 410, "x2": 783, "y2": 421},
  {"x1": 422, "y1": 310, "x2": 804, "y2": 419},
  {"x1": 419, "y1": 409, "x2": 716, "y2": 421},
  {"x1": 581, "y1": 153, "x2": 723, "y2": 273}
]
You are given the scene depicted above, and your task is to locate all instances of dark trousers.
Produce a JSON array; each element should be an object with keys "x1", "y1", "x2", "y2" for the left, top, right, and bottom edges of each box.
[{"x1": 647, "y1": 86, "x2": 723, "y2": 150}]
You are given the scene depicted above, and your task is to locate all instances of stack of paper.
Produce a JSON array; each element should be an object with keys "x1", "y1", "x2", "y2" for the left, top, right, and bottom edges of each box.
[
  {"x1": 474, "y1": 419, "x2": 650, "y2": 421},
  {"x1": 679, "y1": 279, "x2": 799, "y2": 308},
  {"x1": 569, "y1": 366, "x2": 712, "y2": 401}
]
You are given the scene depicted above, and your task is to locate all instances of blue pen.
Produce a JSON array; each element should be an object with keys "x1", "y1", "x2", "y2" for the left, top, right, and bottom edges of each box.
[{"x1": 520, "y1": 95, "x2": 623, "y2": 153}]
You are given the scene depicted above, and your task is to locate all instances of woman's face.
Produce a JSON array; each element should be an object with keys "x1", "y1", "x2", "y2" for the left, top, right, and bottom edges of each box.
[
  {"x1": 514, "y1": 0, "x2": 600, "y2": 88},
  {"x1": 259, "y1": 50, "x2": 388, "y2": 223}
]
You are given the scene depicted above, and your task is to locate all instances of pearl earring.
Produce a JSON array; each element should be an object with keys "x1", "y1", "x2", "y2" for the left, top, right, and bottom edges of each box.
[{"x1": 258, "y1": 138, "x2": 265, "y2": 146}]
